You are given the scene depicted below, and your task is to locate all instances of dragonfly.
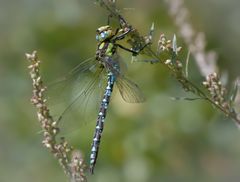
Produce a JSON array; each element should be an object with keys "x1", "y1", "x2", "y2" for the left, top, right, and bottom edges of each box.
[
  {"x1": 88, "y1": 24, "x2": 149, "y2": 174},
  {"x1": 52, "y1": 18, "x2": 150, "y2": 174}
]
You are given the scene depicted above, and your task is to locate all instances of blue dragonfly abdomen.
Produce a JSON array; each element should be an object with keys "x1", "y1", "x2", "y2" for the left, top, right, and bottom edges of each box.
[{"x1": 89, "y1": 71, "x2": 115, "y2": 174}]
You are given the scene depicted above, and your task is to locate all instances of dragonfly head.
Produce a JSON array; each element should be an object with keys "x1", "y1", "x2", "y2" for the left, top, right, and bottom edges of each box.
[{"x1": 96, "y1": 25, "x2": 113, "y2": 42}]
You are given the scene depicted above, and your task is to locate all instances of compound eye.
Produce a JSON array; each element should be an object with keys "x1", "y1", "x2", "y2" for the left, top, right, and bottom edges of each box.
[
  {"x1": 96, "y1": 35, "x2": 99, "y2": 41},
  {"x1": 100, "y1": 32, "x2": 105, "y2": 38}
]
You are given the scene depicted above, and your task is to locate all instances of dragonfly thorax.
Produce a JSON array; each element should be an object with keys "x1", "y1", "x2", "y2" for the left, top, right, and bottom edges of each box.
[{"x1": 96, "y1": 41, "x2": 117, "y2": 63}]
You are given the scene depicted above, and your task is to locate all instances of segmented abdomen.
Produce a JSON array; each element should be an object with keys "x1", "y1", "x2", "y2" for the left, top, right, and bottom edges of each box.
[{"x1": 89, "y1": 72, "x2": 115, "y2": 174}]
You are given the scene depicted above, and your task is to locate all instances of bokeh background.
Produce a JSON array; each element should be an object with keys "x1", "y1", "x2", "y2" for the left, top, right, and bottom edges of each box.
[{"x1": 1, "y1": 0, "x2": 240, "y2": 182}]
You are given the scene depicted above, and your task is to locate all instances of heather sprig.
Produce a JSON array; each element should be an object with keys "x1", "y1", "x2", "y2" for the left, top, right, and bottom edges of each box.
[{"x1": 26, "y1": 51, "x2": 87, "y2": 182}]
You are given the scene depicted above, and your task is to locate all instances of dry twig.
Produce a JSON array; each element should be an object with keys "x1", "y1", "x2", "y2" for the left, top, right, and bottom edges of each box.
[{"x1": 26, "y1": 51, "x2": 87, "y2": 182}]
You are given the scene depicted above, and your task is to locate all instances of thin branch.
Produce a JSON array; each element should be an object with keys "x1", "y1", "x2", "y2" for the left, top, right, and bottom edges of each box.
[{"x1": 26, "y1": 51, "x2": 87, "y2": 182}]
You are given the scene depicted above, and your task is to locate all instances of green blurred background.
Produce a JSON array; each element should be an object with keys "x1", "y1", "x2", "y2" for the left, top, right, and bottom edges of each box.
[{"x1": 1, "y1": 0, "x2": 240, "y2": 181}]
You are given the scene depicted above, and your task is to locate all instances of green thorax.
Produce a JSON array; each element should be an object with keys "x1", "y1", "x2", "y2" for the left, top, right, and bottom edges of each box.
[{"x1": 98, "y1": 42, "x2": 116, "y2": 57}]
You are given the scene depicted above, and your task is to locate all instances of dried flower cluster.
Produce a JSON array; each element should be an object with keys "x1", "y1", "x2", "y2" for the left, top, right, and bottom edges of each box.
[
  {"x1": 70, "y1": 151, "x2": 87, "y2": 182},
  {"x1": 157, "y1": 34, "x2": 173, "y2": 54},
  {"x1": 203, "y1": 73, "x2": 240, "y2": 124},
  {"x1": 26, "y1": 51, "x2": 86, "y2": 182},
  {"x1": 203, "y1": 73, "x2": 226, "y2": 106},
  {"x1": 157, "y1": 34, "x2": 240, "y2": 125}
]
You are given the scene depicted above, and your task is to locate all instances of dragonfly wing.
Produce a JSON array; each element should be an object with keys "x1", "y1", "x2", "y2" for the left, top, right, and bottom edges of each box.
[
  {"x1": 47, "y1": 56, "x2": 98, "y2": 104},
  {"x1": 57, "y1": 68, "x2": 104, "y2": 123},
  {"x1": 103, "y1": 56, "x2": 145, "y2": 103},
  {"x1": 47, "y1": 56, "x2": 105, "y2": 130},
  {"x1": 116, "y1": 76, "x2": 145, "y2": 103},
  {"x1": 48, "y1": 56, "x2": 96, "y2": 87}
]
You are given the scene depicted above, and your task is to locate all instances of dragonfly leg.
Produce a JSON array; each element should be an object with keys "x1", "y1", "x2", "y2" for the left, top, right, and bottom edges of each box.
[
  {"x1": 116, "y1": 43, "x2": 150, "y2": 56},
  {"x1": 113, "y1": 27, "x2": 132, "y2": 41}
]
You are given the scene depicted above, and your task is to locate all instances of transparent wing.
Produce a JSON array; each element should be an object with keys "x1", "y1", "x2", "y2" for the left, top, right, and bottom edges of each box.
[
  {"x1": 47, "y1": 56, "x2": 100, "y2": 104},
  {"x1": 116, "y1": 76, "x2": 145, "y2": 103},
  {"x1": 56, "y1": 68, "x2": 104, "y2": 124},
  {"x1": 47, "y1": 56, "x2": 106, "y2": 136},
  {"x1": 48, "y1": 56, "x2": 96, "y2": 87},
  {"x1": 103, "y1": 55, "x2": 145, "y2": 103}
]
